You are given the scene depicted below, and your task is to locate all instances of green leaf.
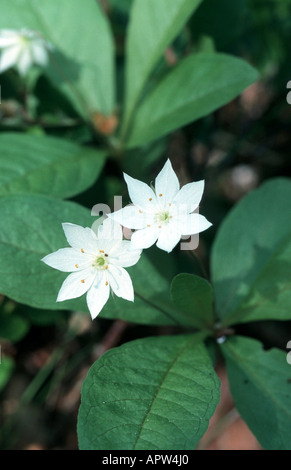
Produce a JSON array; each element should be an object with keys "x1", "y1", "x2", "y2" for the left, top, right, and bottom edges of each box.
[
  {"x1": 77, "y1": 334, "x2": 220, "y2": 450},
  {"x1": 0, "y1": 0, "x2": 115, "y2": 118},
  {"x1": 222, "y1": 335, "x2": 291, "y2": 450},
  {"x1": 0, "y1": 356, "x2": 15, "y2": 392},
  {"x1": 171, "y1": 273, "x2": 215, "y2": 330},
  {"x1": 211, "y1": 178, "x2": 291, "y2": 326},
  {"x1": 122, "y1": 0, "x2": 203, "y2": 136},
  {"x1": 127, "y1": 53, "x2": 258, "y2": 148},
  {"x1": 0, "y1": 194, "x2": 93, "y2": 310},
  {"x1": 101, "y1": 256, "x2": 199, "y2": 327},
  {"x1": 0, "y1": 133, "x2": 106, "y2": 198}
]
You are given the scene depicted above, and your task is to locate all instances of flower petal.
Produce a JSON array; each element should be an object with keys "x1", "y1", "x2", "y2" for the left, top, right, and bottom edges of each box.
[
  {"x1": 108, "y1": 265, "x2": 134, "y2": 302},
  {"x1": 57, "y1": 268, "x2": 96, "y2": 302},
  {"x1": 31, "y1": 42, "x2": 48, "y2": 66},
  {"x1": 178, "y1": 213, "x2": 212, "y2": 235},
  {"x1": 86, "y1": 272, "x2": 110, "y2": 319},
  {"x1": 155, "y1": 159, "x2": 180, "y2": 205},
  {"x1": 97, "y1": 217, "x2": 123, "y2": 241},
  {"x1": 41, "y1": 247, "x2": 92, "y2": 272},
  {"x1": 0, "y1": 45, "x2": 20, "y2": 73},
  {"x1": 17, "y1": 48, "x2": 32, "y2": 75},
  {"x1": 156, "y1": 226, "x2": 181, "y2": 253},
  {"x1": 173, "y1": 180, "x2": 205, "y2": 213},
  {"x1": 62, "y1": 223, "x2": 99, "y2": 254},
  {"x1": 130, "y1": 226, "x2": 159, "y2": 250},
  {"x1": 108, "y1": 205, "x2": 151, "y2": 230},
  {"x1": 124, "y1": 173, "x2": 157, "y2": 210},
  {"x1": 109, "y1": 240, "x2": 142, "y2": 268}
]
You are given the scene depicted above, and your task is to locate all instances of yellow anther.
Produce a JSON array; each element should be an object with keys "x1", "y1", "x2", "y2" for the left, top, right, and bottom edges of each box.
[
  {"x1": 158, "y1": 225, "x2": 162, "y2": 229},
  {"x1": 81, "y1": 279, "x2": 85, "y2": 283},
  {"x1": 75, "y1": 264, "x2": 79, "y2": 268},
  {"x1": 99, "y1": 250, "x2": 104, "y2": 253},
  {"x1": 159, "y1": 193, "x2": 163, "y2": 197},
  {"x1": 81, "y1": 248, "x2": 85, "y2": 253},
  {"x1": 169, "y1": 203, "x2": 172, "y2": 206},
  {"x1": 147, "y1": 224, "x2": 151, "y2": 227},
  {"x1": 105, "y1": 281, "x2": 108, "y2": 286},
  {"x1": 105, "y1": 265, "x2": 108, "y2": 270},
  {"x1": 139, "y1": 210, "x2": 143, "y2": 213},
  {"x1": 149, "y1": 198, "x2": 152, "y2": 201}
]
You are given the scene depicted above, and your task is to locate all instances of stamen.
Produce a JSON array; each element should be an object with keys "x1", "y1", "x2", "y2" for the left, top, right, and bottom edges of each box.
[
  {"x1": 159, "y1": 193, "x2": 163, "y2": 197},
  {"x1": 105, "y1": 281, "x2": 108, "y2": 286},
  {"x1": 75, "y1": 264, "x2": 79, "y2": 268},
  {"x1": 81, "y1": 279, "x2": 85, "y2": 283},
  {"x1": 99, "y1": 250, "x2": 104, "y2": 253},
  {"x1": 81, "y1": 248, "x2": 84, "y2": 253},
  {"x1": 149, "y1": 198, "x2": 152, "y2": 201},
  {"x1": 139, "y1": 210, "x2": 143, "y2": 213},
  {"x1": 169, "y1": 203, "x2": 172, "y2": 206},
  {"x1": 147, "y1": 224, "x2": 151, "y2": 227},
  {"x1": 105, "y1": 265, "x2": 108, "y2": 270},
  {"x1": 158, "y1": 225, "x2": 162, "y2": 229},
  {"x1": 105, "y1": 253, "x2": 108, "y2": 257}
]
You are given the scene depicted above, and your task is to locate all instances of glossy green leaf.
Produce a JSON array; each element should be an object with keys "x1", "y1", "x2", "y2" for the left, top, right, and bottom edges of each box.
[
  {"x1": 0, "y1": 133, "x2": 106, "y2": 198},
  {"x1": 211, "y1": 178, "x2": 291, "y2": 326},
  {"x1": 122, "y1": 0, "x2": 202, "y2": 136},
  {"x1": 222, "y1": 335, "x2": 291, "y2": 450},
  {"x1": 102, "y1": 255, "x2": 206, "y2": 327},
  {"x1": 78, "y1": 334, "x2": 220, "y2": 450},
  {"x1": 171, "y1": 273, "x2": 215, "y2": 330},
  {"x1": 127, "y1": 53, "x2": 258, "y2": 147},
  {"x1": 0, "y1": 0, "x2": 115, "y2": 118}
]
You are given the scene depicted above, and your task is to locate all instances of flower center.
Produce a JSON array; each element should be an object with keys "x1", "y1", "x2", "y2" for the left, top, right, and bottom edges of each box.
[
  {"x1": 155, "y1": 210, "x2": 171, "y2": 225},
  {"x1": 93, "y1": 254, "x2": 108, "y2": 270}
]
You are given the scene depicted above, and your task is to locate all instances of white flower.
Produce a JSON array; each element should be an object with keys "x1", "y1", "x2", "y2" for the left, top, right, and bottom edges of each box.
[
  {"x1": 108, "y1": 159, "x2": 212, "y2": 253},
  {"x1": 0, "y1": 28, "x2": 52, "y2": 76},
  {"x1": 41, "y1": 218, "x2": 142, "y2": 320}
]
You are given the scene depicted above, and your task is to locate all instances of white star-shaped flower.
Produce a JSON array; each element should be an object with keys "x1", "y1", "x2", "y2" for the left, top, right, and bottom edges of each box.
[
  {"x1": 41, "y1": 218, "x2": 142, "y2": 319},
  {"x1": 0, "y1": 28, "x2": 52, "y2": 76},
  {"x1": 108, "y1": 159, "x2": 212, "y2": 253}
]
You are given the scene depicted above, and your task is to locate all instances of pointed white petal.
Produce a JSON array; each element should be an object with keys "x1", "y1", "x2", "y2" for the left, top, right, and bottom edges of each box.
[
  {"x1": 124, "y1": 173, "x2": 157, "y2": 210},
  {"x1": 86, "y1": 272, "x2": 110, "y2": 319},
  {"x1": 97, "y1": 217, "x2": 123, "y2": 242},
  {"x1": 108, "y1": 205, "x2": 153, "y2": 230},
  {"x1": 57, "y1": 268, "x2": 96, "y2": 302},
  {"x1": 178, "y1": 213, "x2": 212, "y2": 236},
  {"x1": 155, "y1": 159, "x2": 180, "y2": 204},
  {"x1": 17, "y1": 48, "x2": 33, "y2": 75},
  {"x1": 62, "y1": 223, "x2": 99, "y2": 254},
  {"x1": 0, "y1": 35, "x2": 20, "y2": 48},
  {"x1": 130, "y1": 226, "x2": 159, "y2": 250},
  {"x1": 0, "y1": 45, "x2": 21, "y2": 73},
  {"x1": 31, "y1": 42, "x2": 48, "y2": 66},
  {"x1": 110, "y1": 240, "x2": 142, "y2": 267},
  {"x1": 41, "y1": 247, "x2": 93, "y2": 272},
  {"x1": 156, "y1": 226, "x2": 181, "y2": 253},
  {"x1": 108, "y1": 265, "x2": 134, "y2": 302},
  {"x1": 173, "y1": 180, "x2": 205, "y2": 213}
]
